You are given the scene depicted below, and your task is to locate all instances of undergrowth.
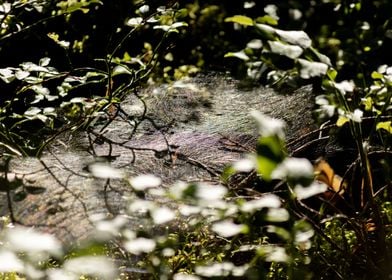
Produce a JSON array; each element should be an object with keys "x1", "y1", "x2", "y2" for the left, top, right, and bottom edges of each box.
[{"x1": 0, "y1": 1, "x2": 391, "y2": 279}]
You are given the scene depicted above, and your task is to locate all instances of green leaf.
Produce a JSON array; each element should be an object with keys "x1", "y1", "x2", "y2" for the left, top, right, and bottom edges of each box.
[
  {"x1": 376, "y1": 121, "x2": 392, "y2": 133},
  {"x1": 254, "y1": 23, "x2": 276, "y2": 39},
  {"x1": 256, "y1": 15, "x2": 278, "y2": 26},
  {"x1": 56, "y1": 0, "x2": 102, "y2": 14},
  {"x1": 327, "y1": 68, "x2": 338, "y2": 81},
  {"x1": 224, "y1": 51, "x2": 250, "y2": 61},
  {"x1": 336, "y1": 115, "x2": 349, "y2": 127},
  {"x1": 371, "y1": 71, "x2": 384, "y2": 80},
  {"x1": 256, "y1": 155, "x2": 279, "y2": 181},
  {"x1": 256, "y1": 135, "x2": 286, "y2": 181},
  {"x1": 225, "y1": 15, "x2": 253, "y2": 26},
  {"x1": 362, "y1": 97, "x2": 373, "y2": 111}
]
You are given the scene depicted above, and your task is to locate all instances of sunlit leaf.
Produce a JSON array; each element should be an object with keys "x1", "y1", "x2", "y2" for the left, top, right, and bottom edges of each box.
[
  {"x1": 327, "y1": 68, "x2": 338, "y2": 81},
  {"x1": 334, "y1": 80, "x2": 355, "y2": 95},
  {"x1": 151, "y1": 207, "x2": 175, "y2": 224},
  {"x1": 275, "y1": 29, "x2": 312, "y2": 48},
  {"x1": 351, "y1": 109, "x2": 363, "y2": 123},
  {"x1": 0, "y1": 68, "x2": 15, "y2": 83},
  {"x1": 0, "y1": 250, "x2": 24, "y2": 273},
  {"x1": 336, "y1": 115, "x2": 349, "y2": 127},
  {"x1": 39, "y1": 57, "x2": 51, "y2": 66},
  {"x1": 371, "y1": 71, "x2": 384, "y2": 80},
  {"x1": 251, "y1": 111, "x2": 286, "y2": 139},
  {"x1": 266, "y1": 225, "x2": 291, "y2": 241},
  {"x1": 153, "y1": 22, "x2": 188, "y2": 32},
  {"x1": 21, "y1": 62, "x2": 50, "y2": 73},
  {"x1": 224, "y1": 51, "x2": 250, "y2": 61},
  {"x1": 195, "y1": 183, "x2": 227, "y2": 201},
  {"x1": 265, "y1": 208, "x2": 289, "y2": 222},
  {"x1": 256, "y1": 15, "x2": 278, "y2": 25},
  {"x1": 126, "y1": 17, "x2": 143, "y2": 27},
  {"x1": 124, "y1": 237, "x2": 156, "y2": 255},
  {"x1": 376, "y1": 121, "x2": 392, "y2": 133},
  {"x1": 246, "y1": 39, "x2": 263, "y2": 49},
  {"x1": 173, "y1": 273, "x2": 201, "y2": 280},
  {"x1": 64, "y1": 256, "x2": 117, "y2": 280},
  {"x1": 15, "y1": 70, "x2": 30, "y2": 80},
  {"x1": 294, "y1": 182, "x2": 328, "y2": 200},
  {"x1": 362, "y1": 97, "x2": 373, "y2": 111},
  {"x1": 294, "y1": 222, "x2": 314, "y2": 243},
  {"x1": 241, "y1": 194, "x2": 281, "y2": 213},
  {"x1": 195, "y1": 262, "x2": 234, "y2": 277},
  {"x1": 232, "y1": 157, "x2": 255, "y2": 172},
  {"x1": 257, "y1": 245, "x2": 288, "y2": 262},
  {"x1": 225, "y1": 15, "x2": 253, "y2": 26},
  {"x1": 31, "y1": 84, "x2": 50, "y2": 96},
  {"x1": 24, "y1": 107, "x2": 41, "y2": 116},
  {"x1": 5, "y1": 226, "x2": 62, "y2": 257},
  {"x1": 212, "y1": 220, "x2": 245, "y2": 237},
  {"x1": 268, "y1": 41, "x2": 303, "y2": 59},
  {"x1": 271, "y1": 158, "x2": 314, "y2": 185},
  {"x1": 255, "y1": 135, "x2": 287, "y2": 181},
  {"x1": 297, "y1": 59, "x2": 328, "y2": 79},
  {"x1": 254, "y1": 23, "x2": 276, "y2": 39}
]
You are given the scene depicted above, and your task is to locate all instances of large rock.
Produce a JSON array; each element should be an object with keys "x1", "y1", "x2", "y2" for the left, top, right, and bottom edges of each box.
[{"x1": 0, "y1": 73, "x2": 317, "y2": 244}]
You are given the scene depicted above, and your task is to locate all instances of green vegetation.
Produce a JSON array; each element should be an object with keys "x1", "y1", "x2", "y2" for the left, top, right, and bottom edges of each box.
[{"x1": 0, "y1": 1, "x2": 391, "y2": 279}]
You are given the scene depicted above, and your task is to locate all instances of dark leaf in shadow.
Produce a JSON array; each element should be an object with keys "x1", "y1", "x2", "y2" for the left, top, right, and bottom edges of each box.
[
  {"x1": 25, "y1": 186, "x2": 47, "y2": 195},
  {"x1": 13, "y1": 191, "x2": 27, "y2": 202}
]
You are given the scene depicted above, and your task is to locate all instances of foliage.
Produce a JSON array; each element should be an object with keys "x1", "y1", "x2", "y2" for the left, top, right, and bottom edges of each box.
[
  {"x1": 0, "y1": 0, "x2": 391, "y2": 279},
  {"x1": 0, "y1": 1, "x2": 187, "y2": 156}
]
